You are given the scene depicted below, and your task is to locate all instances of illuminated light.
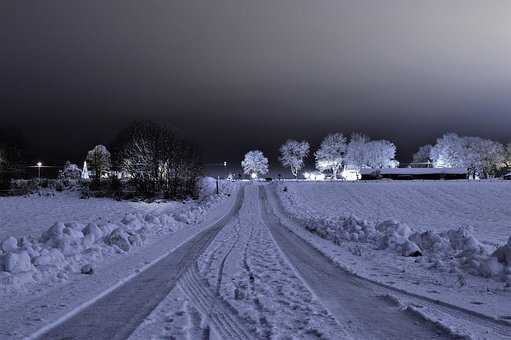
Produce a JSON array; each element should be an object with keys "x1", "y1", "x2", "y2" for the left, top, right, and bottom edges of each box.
[
  {"x1": 36, "y1": 162, "x2": 42, "y2": 167},
  {"x1": 303, "y1": 172, "x2": 310, "y2": 179},
  {"x1": 309, "y1": 171, "x2": 325, "y2": 181},
  {"x1": 251, "y1": 172, "x2": 257, "y2": 179},
  {"x1": 82, "y1": 161, "x2": 90, "y2": 180},
  {"x1": 341, "y1": 169, "x2": 360, "y2": 181}
]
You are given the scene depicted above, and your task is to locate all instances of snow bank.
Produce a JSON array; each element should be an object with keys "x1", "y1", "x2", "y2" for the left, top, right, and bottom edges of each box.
[
  {"x1": 0, "y1": 213, "x2": 167, "y2": 290},
  {"x1": 277, "y1": 185, "x2": 511, "y2": 283},
  {"x1": 0, "y1": 180, "x2": 237, "y2": 291}
]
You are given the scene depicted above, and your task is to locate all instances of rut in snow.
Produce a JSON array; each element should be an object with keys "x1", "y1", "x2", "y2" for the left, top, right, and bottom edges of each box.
[
  {"x1": 179, "y1": 264, "x2": 257, "y2": 340},
  {"x1": 31, "y1": 187, "x2": 245, "y2": 340},
  {"x1": 264, "y1": 184, "x2": 511, "y2": 339},
  {"x1": 260, "y1": 186, "x2": 458, "y2": 340}
]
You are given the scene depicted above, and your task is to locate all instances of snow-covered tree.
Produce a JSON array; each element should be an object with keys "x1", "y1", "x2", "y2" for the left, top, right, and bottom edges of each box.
[
  {"x1": 241, "y1": 150, "x2": 269, "y2": 178},
  {"x1": 344, "y1": 134, "x2": 396, "y2": 170},
  {"x1": 59, "y1": 161, "x2": 82, "y2": 180},
  {"x1": 412, "y1": 144, "x2": 433, "y2": 165},
  {"x1": 86, "y1": 145, "x2": 111, "y2": 182},
  {"x1": 464, "y1": 137, "x2": 504, "y2": 178},
  {"x1": 315, "y1": 133, "x2": 347, "y2": 179},
  {"x1": 430, "y1": 133, "x2": 505, "y2": 178},
  {"x1": 365, "y1": 140, "x2": 397, "y2": 169},
  {"x1": 344, "y1": 133, "x2": 370, "y2": 170},
  {"x1": 279, "y1": 139, "x2": 309, "y2": 178},
  {"x1": 502, "y1": 143, "x2": 511, "y2": 170},
  {"x1": 430, "y1": 133, "x2": 467, "y2": 168}
]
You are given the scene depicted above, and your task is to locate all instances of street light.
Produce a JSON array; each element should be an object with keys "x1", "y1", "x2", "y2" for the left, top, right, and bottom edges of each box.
[
  {"x1": 251, "y1": 172, "x2": 257, "y2": 180},
  {"x1": 36, "y1": 162, "x2": 42, "y2": 181}
]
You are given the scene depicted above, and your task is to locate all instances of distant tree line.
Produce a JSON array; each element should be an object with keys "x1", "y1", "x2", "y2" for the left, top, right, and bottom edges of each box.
[
  {"x1": 413, "y1": 133, "x2": 511, "y2": 179},
  {"x1": 243, "y1": 132, "x2": 398, "y2": 179},
  {"x1": 242, "y1": 132, "x2": 511, "y2": 180}
]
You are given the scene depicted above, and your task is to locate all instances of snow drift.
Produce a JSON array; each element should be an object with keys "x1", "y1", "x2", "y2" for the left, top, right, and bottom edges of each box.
[
  {"x1": 0, "y1": 180, "x2": 236, "y2": 291},
  {"x1": 278, "y1": 186, "x2": 511, "y2": 283}
]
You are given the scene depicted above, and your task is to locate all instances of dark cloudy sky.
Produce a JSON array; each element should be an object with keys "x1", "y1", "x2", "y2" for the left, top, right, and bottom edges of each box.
[{"x1": 1, "y1": 1, "x2": 510, "y2": 171}]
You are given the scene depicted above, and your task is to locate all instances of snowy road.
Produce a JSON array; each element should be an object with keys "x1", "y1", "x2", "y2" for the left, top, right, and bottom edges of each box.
[
  {"x1": 262, "y1": 185, "x2": 511, "y2": 339},
  {"x1": 31, "y1": 188, "x2": 245, "y2": 340},
  {"x1": 21, "y1": 183, "x2": 511, "y2": 340},
  {"x1": 260, "y1": 186, "x2": 451, "y2": 339}
]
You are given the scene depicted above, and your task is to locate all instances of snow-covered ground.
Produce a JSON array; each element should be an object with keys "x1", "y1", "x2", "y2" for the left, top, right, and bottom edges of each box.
[
  {"x1": 0, "y1": 192, "x2": 179, "y2": 240},
  {"x1": 131, "y1": 185, "x2": 347, "y2": 339},
  {"x1": 272, "y1": 181, "x2": 511, "y2": 335},
  {"x1": 0, "y1": 181, "x2": 237, "y2": 339},
  {"x1": 130, "y1": 184, "x2": 511, "y2": 340},
  {"x1": 4, "y1": 180, "x2": 511, "y2": 339},
  {"x1": 196, "y1": 185, "x2": 347, "y2": 339},
  {"x1": 279, "y1": 180, "x2": 511, "y2": 246}
]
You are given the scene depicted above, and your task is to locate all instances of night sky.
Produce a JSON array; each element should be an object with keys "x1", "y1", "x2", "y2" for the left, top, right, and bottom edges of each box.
[{"x1": 1, "y1": 1, "x2": 510, "y2": 173}]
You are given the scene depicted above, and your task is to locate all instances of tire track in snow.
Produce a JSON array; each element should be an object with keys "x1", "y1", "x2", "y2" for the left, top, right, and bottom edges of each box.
[
  {"x1": 179, "y1": 264, "x2": 257, "y2": 340},
  {"x1": 240, "y1": 221, "x2": 274, "y2": 339},
  {"x1": 30, "y1": 187, "x2": 245, "y2": 340},
  {"x1": 260, "y1": 186, "x2": 457, "y2": 340},
  {"x1": 215, "y1": 217, "x2": 242, "y2": 295},
  {"x1": 265, "y1": 184, "x2": 511, "y2": 339}
]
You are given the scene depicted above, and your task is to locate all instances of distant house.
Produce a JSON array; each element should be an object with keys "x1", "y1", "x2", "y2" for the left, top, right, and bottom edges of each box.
[
  {"x1": 503, "y1": 172, "x2": 511, "y2": 180},
  {"x1": 360, "y1": 168, "x2": 467, "y2": 180}
]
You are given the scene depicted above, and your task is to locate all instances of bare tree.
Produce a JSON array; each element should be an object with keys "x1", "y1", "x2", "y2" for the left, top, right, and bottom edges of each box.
[
  {"x1": 279, "y1": 139, "x2": 309, "y2": 178},
  {"x1": 114, "y1": 121, "x2": 202, "y2": 198}
]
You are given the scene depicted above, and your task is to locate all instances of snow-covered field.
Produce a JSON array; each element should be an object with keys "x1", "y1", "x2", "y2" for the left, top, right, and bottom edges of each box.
[
  {"x1": 128, "y1": 184, "x2": 511, "y2": 340},
  {"x1": 279, "y1": 180, "x2": 511, "y2": 246},
  {"x1": 3, "y1": 180, "x2": 511, "y2": 339},
  {"x1": 273, "y1": 181, "x2": 511, "y2": 335},
  {"x1": 0, "y1": 192, "x2": 179, "y2": 240}
]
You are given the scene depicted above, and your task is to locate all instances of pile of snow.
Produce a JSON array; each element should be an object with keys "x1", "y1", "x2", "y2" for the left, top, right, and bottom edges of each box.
[
  {"x1": 281, "y1": 193, "x2": 511, "y2": 283},
  {"x1": 0, "y1": 181, "x2": 237, "y2": 290},
  {"x1": 0, "y1": 212, "x2": 171, "y2": 289}
]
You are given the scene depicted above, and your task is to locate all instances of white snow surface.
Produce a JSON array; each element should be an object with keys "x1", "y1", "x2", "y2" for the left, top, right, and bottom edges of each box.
[
  {"x1": 131, "y1": 185, "x2": 350, "y2": 340},
  {"x1": 197, "y1": 186, "x2": 348, "y2": 339},
  {"x1": 0, "y1": 192, "x2": 172, "y2": 240},
  {"x1": 273, "y1": 182, "x2": 511, "y2": 328},
  {"x1": 0, "y1": 181, "x2": 238, "y2": 339},
  {"x1": 279, "y1": 180, "x2": 511, "y2": 246},
  {"x1": 0, "y1": 181, "x2": 236, "y2": 292}
]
